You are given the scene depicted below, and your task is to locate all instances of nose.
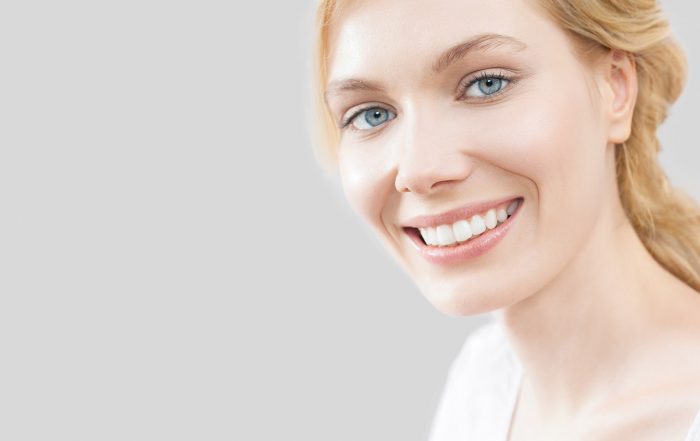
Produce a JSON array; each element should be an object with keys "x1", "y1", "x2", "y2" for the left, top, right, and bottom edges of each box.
[{"x1": 393, "y1": 110, "x2": 474, "y2": 195}]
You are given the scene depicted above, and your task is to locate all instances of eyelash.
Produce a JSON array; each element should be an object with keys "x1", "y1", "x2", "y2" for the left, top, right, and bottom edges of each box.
[{"x1": 340, "y1": 70, "x2": 516, "y2": 132}]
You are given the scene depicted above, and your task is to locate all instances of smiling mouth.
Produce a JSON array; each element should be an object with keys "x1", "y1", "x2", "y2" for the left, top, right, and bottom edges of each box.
[{"x1": 404, "y1": 198, "x2": 522, "y2": 247}]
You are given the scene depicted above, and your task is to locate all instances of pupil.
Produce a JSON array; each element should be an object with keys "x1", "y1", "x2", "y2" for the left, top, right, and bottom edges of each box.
[
  {"x1": 365, "y1": 108, "x2": 389, "y2": 127},
  {"x1": 479, "y1": 78, "x2": 501, "y2": 94}
]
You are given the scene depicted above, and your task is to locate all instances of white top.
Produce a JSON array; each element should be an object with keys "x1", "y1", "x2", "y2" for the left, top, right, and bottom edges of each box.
[{"x1": 428, "y1": 319, "x2": 700, "y2": 441}]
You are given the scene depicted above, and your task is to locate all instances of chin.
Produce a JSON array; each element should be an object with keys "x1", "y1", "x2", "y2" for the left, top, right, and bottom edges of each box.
[{"x1": 422, "y1": 282, "x2": 520, "y2": 317}]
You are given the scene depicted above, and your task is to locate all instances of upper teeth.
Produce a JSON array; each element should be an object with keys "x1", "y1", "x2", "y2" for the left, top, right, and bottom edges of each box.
[{"x1": 418, "y1": 200, "x2": 519, "y2": 247}]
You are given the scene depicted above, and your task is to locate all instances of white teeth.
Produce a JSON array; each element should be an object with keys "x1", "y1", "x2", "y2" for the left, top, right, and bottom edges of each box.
[
  {"x1": 416, "y1": 199, "x2": 521, "y2": 246},
  {"x1": 484, "y1": 209, "x2": 498, "y2": 229},
  {"x1": 506, "y1": 200, "x2": 519, "y2": 215},
  {"x1": 452, "y1": 220, "x2": 472, "y2": 242},
  {"x1": 497, "y1": 208, "x2": 508, "y2": 222},
  {"x1": 426, "y1": 227, "x2": 438, "y2": 246},
  {"x1": 419, "y1": 227, "x2": 438, "y2": 246},
  {"x1": 470, "y1": 215, "x2": 486, "y2": 236},
  {"x1": 436, "y1": 224, "x2": 456, "y2": 246}
]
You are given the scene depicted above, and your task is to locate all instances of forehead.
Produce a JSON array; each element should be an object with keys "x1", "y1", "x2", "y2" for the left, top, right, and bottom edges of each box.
[{"x1": 326, "y1": 0, "x2": 561, "y2": 82}]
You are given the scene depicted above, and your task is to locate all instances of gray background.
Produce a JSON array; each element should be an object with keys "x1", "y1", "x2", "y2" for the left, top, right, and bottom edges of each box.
[{"x1": 0, "y1": 1, "x2": 696, "y2": 440}]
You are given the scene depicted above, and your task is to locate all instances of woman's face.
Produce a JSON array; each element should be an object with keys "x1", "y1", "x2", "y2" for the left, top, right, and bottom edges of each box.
[{"x1": 324, "y1": 0, "x2": 620, "y2": 315}]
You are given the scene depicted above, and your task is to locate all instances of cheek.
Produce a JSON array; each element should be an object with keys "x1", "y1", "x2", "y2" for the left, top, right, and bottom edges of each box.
[
  {"x1": 469, "y1": 71, "x2": 610, "y2": 285},
  {"x1": 527, "y1": 84, "x2": 608, "y2": 225},
  {"x1": 474, "y1": 74, "x2": 608, "y2": 219},
  {"x1": 337, "y1": 147, "x2": 391, "y2": 229}
]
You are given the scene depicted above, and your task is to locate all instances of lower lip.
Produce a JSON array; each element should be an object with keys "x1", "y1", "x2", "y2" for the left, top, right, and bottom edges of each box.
[{"x1": 404, "y1": 199, "x2": 522, "y2": 265}]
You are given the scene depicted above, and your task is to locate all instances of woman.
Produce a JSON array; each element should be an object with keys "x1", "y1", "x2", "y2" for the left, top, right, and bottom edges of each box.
[{"x1": 310, "y1": 0, "x2": 700, "y2": 439}]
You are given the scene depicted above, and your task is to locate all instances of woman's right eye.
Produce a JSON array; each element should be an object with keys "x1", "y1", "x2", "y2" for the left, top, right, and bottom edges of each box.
[{"x1": 343, "y1": 106, "x2": 396, "y2": 131}]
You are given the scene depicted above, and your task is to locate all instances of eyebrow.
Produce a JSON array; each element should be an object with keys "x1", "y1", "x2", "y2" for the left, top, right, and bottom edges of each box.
[
  {"x1": 324, "y1": 33, "x2": 528, "y2": 102},
  {"x1": 431, "y1": 33, "x2": 528, "y2": 74}
]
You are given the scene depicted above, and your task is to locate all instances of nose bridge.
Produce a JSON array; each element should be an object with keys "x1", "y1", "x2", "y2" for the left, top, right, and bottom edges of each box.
[{"x1": 394, "y1": 99, "x2": 473, "y2": 194}]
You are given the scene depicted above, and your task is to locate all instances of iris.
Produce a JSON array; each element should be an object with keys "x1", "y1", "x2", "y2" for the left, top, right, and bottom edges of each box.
[{"x1": 477, "y1": 78, "x2": 503, "y2": 95}]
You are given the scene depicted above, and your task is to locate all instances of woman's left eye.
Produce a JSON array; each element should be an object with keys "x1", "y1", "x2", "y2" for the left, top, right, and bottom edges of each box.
[{"x1": 462, "y1": 74, "x2": 512, "y2": 99}]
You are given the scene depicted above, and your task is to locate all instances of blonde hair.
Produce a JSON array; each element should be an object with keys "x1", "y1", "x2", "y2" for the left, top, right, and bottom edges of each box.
[{"x1": 310, "y1": 0, "x2": 700, "y2": 292}]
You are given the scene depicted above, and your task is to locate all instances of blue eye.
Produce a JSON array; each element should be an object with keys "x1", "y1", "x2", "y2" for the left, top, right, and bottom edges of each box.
[
  {"x1": 478, "y1": 78, "x2": 504, "y2": 94},
  {"x1": 344, "y1": 106, "x2": 396, "y2": 131},
  {"x1": 463, "y1": 74, "x2": 511, "y2": 99}
]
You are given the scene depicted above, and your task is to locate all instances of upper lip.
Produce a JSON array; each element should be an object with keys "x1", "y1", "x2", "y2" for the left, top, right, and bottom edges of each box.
[{"x1": 403, "y1": 196, "x2": 521, "y2": 228}]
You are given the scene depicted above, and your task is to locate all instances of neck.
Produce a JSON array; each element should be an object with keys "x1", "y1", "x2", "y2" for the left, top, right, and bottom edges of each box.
[{"x1": 493, "y1": 197, "x2": 698, "y2": 421}]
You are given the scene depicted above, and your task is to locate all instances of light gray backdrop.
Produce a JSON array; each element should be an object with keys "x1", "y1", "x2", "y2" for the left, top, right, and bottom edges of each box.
[{"x1": 0, "y1": 1, "x2": 696, "y2": 440}]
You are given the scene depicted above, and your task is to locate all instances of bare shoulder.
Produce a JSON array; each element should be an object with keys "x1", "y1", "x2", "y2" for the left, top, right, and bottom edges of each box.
[
  {"x1": 589, "y1": 397, "x2": 700, "y2": 441},
  {"x1": 594, "y1": 322, "x2": 700, "y2": 440},
  {"x1": 590, "y1": 290, "x2": 700, "y2": 441}
]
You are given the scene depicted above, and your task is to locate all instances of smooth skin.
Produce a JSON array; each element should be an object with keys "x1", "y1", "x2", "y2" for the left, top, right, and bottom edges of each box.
[{"x1": 323, "y1": 0, "x2": 700, "y2": 439}]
